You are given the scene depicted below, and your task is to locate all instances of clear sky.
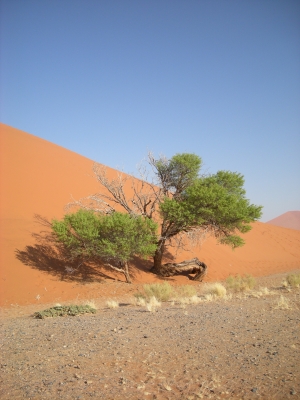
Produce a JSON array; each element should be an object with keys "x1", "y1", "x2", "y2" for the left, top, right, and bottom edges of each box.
[{"x1": 1, "y1": 0, "x2": 299, "y2": 222}]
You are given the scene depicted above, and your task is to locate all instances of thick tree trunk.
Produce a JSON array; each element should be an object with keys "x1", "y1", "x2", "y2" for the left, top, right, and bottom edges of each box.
[
  {"x1": 152, "y1": 257, "x2": 207, "y2": 282},
  {"x1": 151, "y1": 239, "x2": 166, "y2": 275}
]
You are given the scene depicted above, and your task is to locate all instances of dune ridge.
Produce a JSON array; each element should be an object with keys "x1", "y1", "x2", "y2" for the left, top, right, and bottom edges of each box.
[
  {"x1": 1, "y1": 123, "x2": 300, "y2": 307},
  {"x1": 266, "y1": 211, "x2": 300, "y2": 231}
]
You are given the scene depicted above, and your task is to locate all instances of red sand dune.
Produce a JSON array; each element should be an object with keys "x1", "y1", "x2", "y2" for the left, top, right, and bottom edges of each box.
[
  {"x1": 1, "y1": 123, "x2": 300, "y2": 307},
  {"x1": 266, "y1": 211, "x2": 300, "y2": 231}
]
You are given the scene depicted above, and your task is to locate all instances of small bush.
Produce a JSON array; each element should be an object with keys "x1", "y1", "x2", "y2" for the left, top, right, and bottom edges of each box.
[
  {"x1": 174, "y1": 285, "x2": 197, "y2": 298},
  {"x1": 85, "y1": 300, "x2": 97, "y2": 309},
  {"x1": 135, "y1": 297, "x2": 146, "y2": 307},
  {"x1": 143, "y1": 282, "x2": 174, "y2": 302},
  {"x1": 106, "y1": 300, "x2": 119, "y2": 309},
  {"x1": 226, "y1": 274, "x2": 256, "y2": 292},
  {"x1": 202, "y1": 283, "x2": 227, "y2": 298},
  {"x1": 146, "y1": 296, "x2": 161, "y2": 312},
  {"x1": 286, "y1": 273, "x2": 300, "y2": 288},
  {"x1": 34, "y1": 304, "x2": 96, "y2": 319}
]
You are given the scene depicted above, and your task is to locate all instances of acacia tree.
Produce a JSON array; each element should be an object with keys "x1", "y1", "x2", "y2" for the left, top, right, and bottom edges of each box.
[
  {"x1": 67, "y1": 153, "x2": 262, "y2": 280},
  {"x1": 52, "y1": 210, "x2": 158, "y2": 283}
]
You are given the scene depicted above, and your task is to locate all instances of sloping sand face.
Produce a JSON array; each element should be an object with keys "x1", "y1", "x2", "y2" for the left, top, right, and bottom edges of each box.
[
  {"x1": 267, "y1": 211, "x2": 300, "y2": 230},
  {"x1": 1, "y1": 123, "x2": 300, "y2": 307}
]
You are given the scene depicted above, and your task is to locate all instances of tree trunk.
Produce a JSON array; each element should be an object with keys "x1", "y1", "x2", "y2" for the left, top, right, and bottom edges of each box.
[
  {"x1": 152, "y1": 257, "x2": 207, "y2": 282},
  {"x1": 123, "y1": 261, "x2": 132, "y2": 284},
  {"x1": 151, "y1": 239, "x2": 166, "y2": 275},
  {"x1": 104, "y1": 261, "x2": 132, "y2": 283}
]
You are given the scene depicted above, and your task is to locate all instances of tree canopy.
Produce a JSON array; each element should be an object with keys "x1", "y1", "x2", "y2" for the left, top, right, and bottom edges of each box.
[
  {"x1": 65, "y1": 152, "x2": 262, "y2": 280},
  {"x1": 52, "y1": 210, "x2": 158, "y2": 283}
]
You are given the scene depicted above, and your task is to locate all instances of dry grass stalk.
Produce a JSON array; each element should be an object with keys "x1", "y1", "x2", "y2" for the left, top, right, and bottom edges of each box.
[
  {"x1": 202, "y1": 282, "x2": 227, "y2": 298},
  {"x1": 174, "y1": 284, "x2": 197, "y2": 298},
  {"x1": 226, "y1": 274, "x2": 256, "y2": 292},
  {"x1": 275, "y1": 295, "x2": 292, "y2": 310},
  {"x1": 106, "y1": 300, "x2": 119, "y2": 309},
  {"x1": 143, "y1": 282, "x2": 174, "y2": 302},
  {"x1": 146, "y1": 296, "x2": 161, "y2": 312},
  {"x1": 85, "y1": 300, "x2": 97, "y2": 309}
]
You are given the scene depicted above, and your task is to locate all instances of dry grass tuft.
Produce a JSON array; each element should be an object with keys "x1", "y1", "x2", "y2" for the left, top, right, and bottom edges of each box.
[
  {"x1": 204, "y1": 294, "x2": 214, "y2": 302},
  {"x1": 202, "y1": 282, "x2": 227, "y2": 298},
  {"x1": 131, "y1": 296, "x2": 146, "y2": 307},
  {"x1": 172, "y1": 285, "x2": 200, "y2": 307},
  {"x1": 146, "y1": 296, "x2": 161, "y2": 312},
  {"x1": 143, "y1": 282, "x2": 174, "y2": 302},
  {"x1": 174, "y1": 285, "x2": 197, "y2": 298},
  {"x1": 189, "y1": 294, "x2": 202, "y2": 304},
  {"x1": 226, "y1": 274, "x2": 256, "y2": 292},
  {"x1": 250, "y1": 287, "x2": 274, "y2": 298},
  {"x1": 85, "y1": 300, "x2": 97, "y2": 309},
  {"x1": 285, "y1": 273, "x2": 300, "y2": 288},
  {"x1": 106, "y1": 300, "x2": 119, "y2": 309},
  {"x1": 176, "y1": 297, "x2": 190, "y2": 308},
  {"x1": 274, "y1": 295, "x2": 292, "y2": 310},
  {"x1": 223, "y1": 293, "x2": 233, "y2": 301}
]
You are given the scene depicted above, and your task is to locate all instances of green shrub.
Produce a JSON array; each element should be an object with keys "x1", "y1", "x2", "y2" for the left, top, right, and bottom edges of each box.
[
  {"x1": 143, "y1": 282, "x2": 174, "y2": 302},
  {"x1": 33, "y1": 304, "x2": 96, "y2": 319},
  {"x1": 286, "y1": 273, "x2": 300, "y2": 288},
  {"x1": 226, "y1": 274, "x2": 256, "y2": 292}
]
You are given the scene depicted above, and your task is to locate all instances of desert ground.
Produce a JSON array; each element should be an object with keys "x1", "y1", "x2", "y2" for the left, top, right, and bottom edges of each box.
[
  {"x1": 1, "y1": 272, "x2": 300, "y2": 400},
  {"x1": 1, "y1": 123, "x2": 300, "y2": 399}
]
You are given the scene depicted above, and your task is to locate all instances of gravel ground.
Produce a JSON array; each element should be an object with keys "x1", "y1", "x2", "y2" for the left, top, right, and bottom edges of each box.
[{"x1": 0, "y1": 272, "x2": 300, "y2": 400}]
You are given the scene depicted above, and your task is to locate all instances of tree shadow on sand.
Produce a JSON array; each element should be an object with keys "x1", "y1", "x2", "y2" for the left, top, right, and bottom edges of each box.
[{"x1": 15, "y1": 215, "x2": 176, "y2": 284}]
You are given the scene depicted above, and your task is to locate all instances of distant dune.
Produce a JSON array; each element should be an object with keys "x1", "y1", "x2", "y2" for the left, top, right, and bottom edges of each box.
[
  {"x1": 266, "y1": 211, "x2": 300, "y2": 231},
  {"x1": 1, "y1": 123, "x2": 300, "y2": 307}
]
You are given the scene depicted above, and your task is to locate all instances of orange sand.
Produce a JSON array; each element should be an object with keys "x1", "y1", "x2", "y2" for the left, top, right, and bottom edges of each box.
[{"x1": 1, "y1": 123, "x2": 300, "y2": 307}]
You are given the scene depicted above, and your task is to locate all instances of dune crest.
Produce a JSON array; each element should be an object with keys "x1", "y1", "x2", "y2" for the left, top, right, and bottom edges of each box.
[{"x1": 1, "y1": 123, "x2": 300, "y2": 307}]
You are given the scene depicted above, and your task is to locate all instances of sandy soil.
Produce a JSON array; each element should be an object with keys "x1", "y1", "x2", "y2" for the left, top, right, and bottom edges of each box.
[
  {"x1": 1, "y1": 123, "x2": 300, "y2": 308},
  {"x1": 1, "y1": 272, "x2": 300, "y2": 400}
]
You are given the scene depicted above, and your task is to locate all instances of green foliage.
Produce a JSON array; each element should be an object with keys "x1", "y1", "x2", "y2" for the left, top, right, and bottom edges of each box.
[
  {"x1": 52, "y1": 210, "x2": 158, "y2": 264},
  {"x1": 226, "y1": 274, "x2": 256, "y2": 292},
  {"x1": 96, "y1": 211, "x2": 158, "y2": 262},
  {"x1": 143, "y1": 282, "x2": 174, "y2": 301},
  {"x1": 33, "y1": 304, "x2": 96, "y2": 319},
  {"x1": 154, "y1": 153, "x2": 202, "y2": 195},
  {"x1": 159, "y1": 169, "x2": 262, "y2": 248}
]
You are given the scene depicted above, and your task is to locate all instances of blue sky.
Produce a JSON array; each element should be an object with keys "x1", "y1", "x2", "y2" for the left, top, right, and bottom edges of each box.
[{"x1": 1, "y1": 0, "x2": 299, "y2": 221}]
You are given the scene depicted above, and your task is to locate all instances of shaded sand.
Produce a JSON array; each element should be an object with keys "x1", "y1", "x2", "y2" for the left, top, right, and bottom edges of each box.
[
  {"x1": 266, "y1": 211, "x2": 300, "y2": 231},
  {"x1": 1, "y1": 123, "x2": 300, "y2": 307}
]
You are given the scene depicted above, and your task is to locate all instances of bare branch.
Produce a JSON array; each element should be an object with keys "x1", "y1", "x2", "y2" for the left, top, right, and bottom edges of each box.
[
  {"x1": 104, "y1": 263, "x2": 124, "y2": 273},
  {"x1": 65, "y1": 194, "x2": 116, "y2": 214}
]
